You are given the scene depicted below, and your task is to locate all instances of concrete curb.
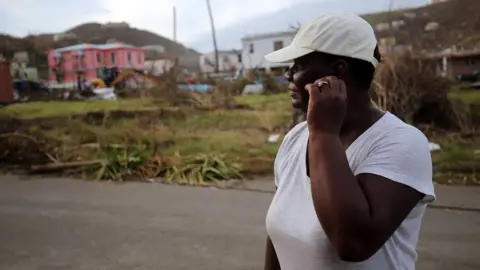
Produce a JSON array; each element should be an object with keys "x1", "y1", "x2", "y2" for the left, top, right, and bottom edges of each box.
[
  {"x1": 232, "y1": 181, "x2": 480, "y2": 213},
  {"x1": 6, "y1": 174, "x2": 480, "y2": 212}
]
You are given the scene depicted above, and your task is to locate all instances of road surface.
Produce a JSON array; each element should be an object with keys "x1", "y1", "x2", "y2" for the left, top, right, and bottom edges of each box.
[{"x1": 0, "y1": 176, "x2": 479, "y2": 270}]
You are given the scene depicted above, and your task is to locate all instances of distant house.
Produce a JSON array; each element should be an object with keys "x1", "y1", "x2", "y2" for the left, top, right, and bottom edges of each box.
[
  {"x1": 199, "y1": 50, "x2": 241, "y2": 74},
  {"x1": 241, "y1": 30, "x2": 296, "y2": 74},
  {"x1": 144, "y1": 59, "x2": 175, "y2": 76},
  {"x1": 10, "y1": 51, "x2": 39, "y2": 81},
  {"x1": 378, "y1": 37, "x2": 413, "y2": 55},
  {"x1": 102, "y1": 22, "x2": 130, "y2": 29},
  {"x1": 12, "y1": 51, "x2": 29, "y2": 64},
  {"x1": 425, "y1": 49, "x2": 480, "y2": 78},
  {"x1": 431, "y1": 0, "x2": 448, "y2": 4},
  {"x1": 45, "y1": 43, "x2": 145, "y2": 87},
  {"x1": 10, "y1": 63, "x2": 38, "y2": 81},
  {"x1": 53, "y1": 32, "x2": 77, "y2": 42},
  {"x1": 143, "y1": 45, "x2": 168, "y2": 63},
  {"x1": 142, "y1": 45, "x2": 166, "y2": 54}
]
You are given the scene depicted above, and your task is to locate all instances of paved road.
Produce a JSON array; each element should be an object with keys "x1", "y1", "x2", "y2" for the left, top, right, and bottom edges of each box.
[{"x1": 0, "y1": 176, "x2": 479, "y2": 270}]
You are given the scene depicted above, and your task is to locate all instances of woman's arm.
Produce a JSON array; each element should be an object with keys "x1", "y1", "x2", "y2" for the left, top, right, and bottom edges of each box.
[{"x1": 264, "y1": 236, "x2": 280, "y2": 270}]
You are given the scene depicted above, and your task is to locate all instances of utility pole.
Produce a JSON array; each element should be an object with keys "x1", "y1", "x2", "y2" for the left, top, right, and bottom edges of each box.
[
  {"x1": 206, "y1": 0, "x2": 219, "y2": 73},
  {"x1": 173, "y1": 6, "x2": 177, "y2": 42}
]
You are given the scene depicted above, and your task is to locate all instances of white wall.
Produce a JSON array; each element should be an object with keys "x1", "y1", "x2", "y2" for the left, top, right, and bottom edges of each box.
[
  {"x1": 53, "y1": 32, "x2": 77, "y2": 42},
  {"x1": 241, "y1": 32, "x2": 295, "y2": 70},
  {"x1": 11, "y1": 64, "x2": 39, "y2": 81},
  {"x1": 144, "y1": 59, "x2": 175, "y2": 76},
  {"x1": 142, "y1": 45, "x2": 165, "y2": 53},
  {"x1": 199, "y1": 51, "x2": 241, "y2": 73}
]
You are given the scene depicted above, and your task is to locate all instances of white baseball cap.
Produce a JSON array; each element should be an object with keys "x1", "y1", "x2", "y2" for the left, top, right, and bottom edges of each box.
[{"x1": 264, "y1": 13, "x2": 379, "y2": 67}]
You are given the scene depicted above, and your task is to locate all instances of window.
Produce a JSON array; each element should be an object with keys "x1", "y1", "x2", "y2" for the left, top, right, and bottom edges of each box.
[
  {"x1": 78, "y1": 55, "x2": 85, "y2": 69},
  {"x1": 465, "y1": 57, "x2": 476, "y2": 66},
  {"x1": 137, "y1": 52, "x2": 142, "y2": 64},
  {"x1": 249, "y1": 44, "x2": 254, "y2": 54},
  {"x1": 127, "y1": 52, "x2": 132, "y2": 64},
  {"x1": 97, "y1": 53, "x2": 103, "y2": 64},
  {"x1": 110, "y1": 52, "x2": 116, "y2": 64},
  {"x1": 273, "y1": 40, "x2": 284, "y2": 51}
]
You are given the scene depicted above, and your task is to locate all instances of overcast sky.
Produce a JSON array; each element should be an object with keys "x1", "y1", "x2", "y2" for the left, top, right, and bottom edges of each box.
[
  {"x1": 0, "y1": 0, "x2": 313, "y2": 40},
  {"x1": 0, "y1": 0, "x2": 428, "y2": 51}
]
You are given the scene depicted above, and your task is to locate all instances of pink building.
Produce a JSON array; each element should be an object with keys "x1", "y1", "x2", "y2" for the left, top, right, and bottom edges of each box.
[{"x1": 46, "y1": 43, "x2": 145, "y2": 85}]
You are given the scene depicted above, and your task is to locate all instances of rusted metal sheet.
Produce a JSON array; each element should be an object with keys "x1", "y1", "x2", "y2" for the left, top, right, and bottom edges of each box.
[{"x1": 0, "y1": 61, "x2": 13, "y2": 104}]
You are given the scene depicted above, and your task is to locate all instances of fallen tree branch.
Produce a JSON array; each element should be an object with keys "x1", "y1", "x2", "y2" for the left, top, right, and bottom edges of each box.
[
  {"x1": 30, "y1": 160, "x2": 104, "y2": 174},
  {"x1": 0, "y1": 132, "x2": 39, "y2": 143}
]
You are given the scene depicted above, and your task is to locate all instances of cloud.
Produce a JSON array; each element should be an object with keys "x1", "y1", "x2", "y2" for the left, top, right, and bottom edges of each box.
[
  {"x1": 0, "y1": 0, "x2": 305, "y2": 40},
  {"x1": 189, "y1": 0, "x2": 429, "y2": 52},
  {"x1": 0, "y1": 0, "x2": 110, "y2": 35},
  {"x1": 98, "y1": 0, "x2": 314, "y2": 43},
  {"x1": 0, "y1": 0, "x2": 428, "y2": 50}
]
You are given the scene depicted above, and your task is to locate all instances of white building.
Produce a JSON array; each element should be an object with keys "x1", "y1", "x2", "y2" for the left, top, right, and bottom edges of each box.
[
  {"x1": 53, "y1": 32, "x2": 77, "y2": 42},
  {"x1": 102, "y1": 22, "x2": 130, "y2": 29},
  {"x1": 199, "y1": 50, "x2": 241, "y2": 74},
  {"x1": 241, "y1": 30, "x2": 296, "y2": 72},
  {"x1": 144, "y1": 59, "x2": 175, "y2": 76},
  {"x1": 142, "y1": 45, "x2": 166, "y2": 54}
]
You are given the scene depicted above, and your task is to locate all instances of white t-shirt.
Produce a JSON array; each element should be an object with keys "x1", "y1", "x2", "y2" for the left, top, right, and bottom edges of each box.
[{"x1": 266, "y1": 112, "x2": 435, "y2": 270}]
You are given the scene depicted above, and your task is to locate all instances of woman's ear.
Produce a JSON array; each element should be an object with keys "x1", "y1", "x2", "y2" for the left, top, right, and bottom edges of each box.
[{"x1": 332, "y1": 59, "x2": 348, "y2": 79}]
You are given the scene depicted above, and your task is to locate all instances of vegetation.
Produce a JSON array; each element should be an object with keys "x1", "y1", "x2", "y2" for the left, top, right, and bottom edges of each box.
[
  {"x1": 363, "y1": 0, "x2": 480, "y2": 52},
  {"x1": 3, "y1": 98, "x2": 152, "y2": 119},
  {"x1": 372, "y1": 52, "x2": 479, "y2": 185},
  {"x1": 431, "y1": 134, "x2": 479, "y2": 186},
  {"x1": 164, "y1": 153, "x2": 243, "y2": 185},
  {"x1": 1, "y1": 54, "x2": 479, "y2": 186},
  {"x1": 0, "y1": 82, "x2": 291, "y2": 185}
]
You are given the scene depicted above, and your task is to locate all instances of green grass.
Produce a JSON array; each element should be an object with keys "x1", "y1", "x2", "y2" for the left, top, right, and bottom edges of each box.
[
  {"x1": 1, "y1": 98, "x2": 154, "y2": 119},
  {"x1": 235, "y1": 93, "x2": 290, "y2": 109},
  {"x1": 1, "y1": 93, "x2": 292, "y2": 119},
  {"x1": 448, "y1": 90, "x2": 480, "y2": 104},
  {"x1": 431, "y1": 136, "x2": 480, "y2": 185},
  {"x1": 0, "y1": 94, "x2": 291, "y2": 177},
  {"x1": 158, "y1": 94, "x2": 291, "y2": 174},
  {"x1": 2, "y1": 92, "x2": 479, "y2": 184}
]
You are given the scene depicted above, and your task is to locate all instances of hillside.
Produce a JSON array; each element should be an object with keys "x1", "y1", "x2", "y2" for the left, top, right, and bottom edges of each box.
[
  {"x1": 363, "y1": 0, "x2": 480, "y2": 52},
  {"x1": 189, "y1": 0, "x2": 428, "y2": 51},
  {"x1": 0, "y1": 23, "x2": 200, "y2": 71},
  {"x1": 190, "y1": 0, "x2": 478, "y2": 54},
  {"x1": 1, "y1": 0, "x2": 478, "y2": 70}
]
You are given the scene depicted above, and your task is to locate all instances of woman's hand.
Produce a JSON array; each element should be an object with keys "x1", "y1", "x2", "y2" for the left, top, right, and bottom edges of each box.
[{"x1": 305, "y1": 76, "x2": 347, "y2": 135}]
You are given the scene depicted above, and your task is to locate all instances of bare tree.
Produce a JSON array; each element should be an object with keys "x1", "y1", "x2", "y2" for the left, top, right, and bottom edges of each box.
[
  {"x1": 377, "y1": 0, "x2": 396, "y2": 110},
  {"x1": 206, "y1": 0, "x2": 219, "y2": 73},
  {"x1": 289, "y1": 20, "x2": 301, "y2": 31},
  {"x1": 386, "y1": 0, "x2": 396, "y2": 55}
]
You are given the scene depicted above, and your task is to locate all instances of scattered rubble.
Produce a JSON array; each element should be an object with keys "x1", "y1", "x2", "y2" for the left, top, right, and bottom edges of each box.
[
  {"x1": 425, "y1": 22, "x2": 440, "y2": 32},
  {"x1": 403, "y1": 12, "x2": 417, "y2": 19},
  {"x1": 429, "y1": 142, "x2": 442, "y2": 152},
  {"x1": 268, "y1": 134, "x2": 280, "y2": 143},
  {"x1": 392, "y1": 20, "x2": 406, "y2": 29},
  {"x1": 375, "y1": 23, "x2": 391, "y2": 32}
]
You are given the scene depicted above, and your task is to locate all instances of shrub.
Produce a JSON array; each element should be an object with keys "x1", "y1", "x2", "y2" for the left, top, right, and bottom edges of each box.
[
  {"x1": 163, "y1": 153, "x2": 243, "y2": 185},
  {"x1": 262, "y1": 72, "x2": 284, "y2": 94},
  {"x1": 372, "y1": 52, "x2": 464, "y2": 130}
]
